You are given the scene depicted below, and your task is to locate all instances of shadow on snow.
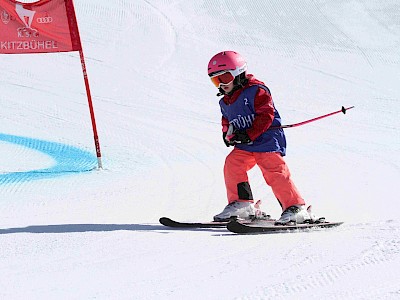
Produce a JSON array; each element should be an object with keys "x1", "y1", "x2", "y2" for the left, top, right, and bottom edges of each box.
[{"x1": 0, "y1": 223, "x2": 166, "y2": 234}]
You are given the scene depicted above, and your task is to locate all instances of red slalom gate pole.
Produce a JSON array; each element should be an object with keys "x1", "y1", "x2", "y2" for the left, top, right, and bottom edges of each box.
[
  {"x1": 79, "y1": 49, "x2": 103, "y2": 169},
  {"x1": 270, "y1": 106, "x2": 355, "y2": 130}
]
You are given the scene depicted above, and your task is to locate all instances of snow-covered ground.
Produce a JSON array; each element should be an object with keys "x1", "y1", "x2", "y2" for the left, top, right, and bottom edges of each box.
[{"x1": 1, "y1": 0, "x2": 399, "y2": 299}]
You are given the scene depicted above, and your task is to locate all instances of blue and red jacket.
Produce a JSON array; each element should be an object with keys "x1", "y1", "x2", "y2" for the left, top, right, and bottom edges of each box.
[{"x1": 219, "y1": 75, "x2": 286, "y2": 155}]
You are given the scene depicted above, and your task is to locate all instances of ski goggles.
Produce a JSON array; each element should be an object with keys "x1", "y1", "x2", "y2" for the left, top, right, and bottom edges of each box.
[
  {"x1": 210, "y1": 71, "x2": 235, "y2": 87},
  {"x1": 209, "y1": 64, "x2": 247, "y2": 88}
]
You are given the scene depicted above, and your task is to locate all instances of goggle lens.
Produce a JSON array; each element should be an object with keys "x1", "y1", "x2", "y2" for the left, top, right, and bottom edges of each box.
[{"x1": 210, "y1": 72, "x2": 235, "y2": 87}]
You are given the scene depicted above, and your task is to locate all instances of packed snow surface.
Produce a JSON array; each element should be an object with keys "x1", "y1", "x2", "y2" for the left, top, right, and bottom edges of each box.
[{"x1": 0, "y1": 0, "x2": 399, "y2": 299}]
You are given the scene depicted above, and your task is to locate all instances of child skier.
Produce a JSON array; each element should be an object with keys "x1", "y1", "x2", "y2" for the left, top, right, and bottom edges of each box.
[{"x1": 208, "y1": 51, "x2": 315, "y2": 224}]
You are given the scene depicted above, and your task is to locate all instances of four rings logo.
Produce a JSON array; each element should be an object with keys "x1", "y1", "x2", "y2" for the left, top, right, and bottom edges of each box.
[{"x1": 37, "y1": 16, "x2": 53, "y2": 24}]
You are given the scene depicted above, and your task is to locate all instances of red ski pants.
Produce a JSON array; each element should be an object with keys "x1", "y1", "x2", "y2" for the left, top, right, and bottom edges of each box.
[{"x1": 224, "y1": 148, "x2": 305, "y2": 210}]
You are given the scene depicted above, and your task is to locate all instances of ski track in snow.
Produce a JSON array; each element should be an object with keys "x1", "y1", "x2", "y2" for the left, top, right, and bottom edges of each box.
[
  {"x1": 0, "y1": 0, "x2": 399, "y2": 299},
  {"x1": 238, "y1": 221, "x2": 400, "y2": 300}
]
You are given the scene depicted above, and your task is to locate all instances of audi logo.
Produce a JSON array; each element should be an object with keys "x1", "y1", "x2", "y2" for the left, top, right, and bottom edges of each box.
[{"x1": 36, "y1": 16, "x2": 53, "y2": 24}]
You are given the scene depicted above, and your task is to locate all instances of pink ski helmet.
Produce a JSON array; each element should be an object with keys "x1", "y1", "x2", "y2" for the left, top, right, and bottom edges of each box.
[{"x1": 207, "y1": 51, "x2": 247, "y2": 77}]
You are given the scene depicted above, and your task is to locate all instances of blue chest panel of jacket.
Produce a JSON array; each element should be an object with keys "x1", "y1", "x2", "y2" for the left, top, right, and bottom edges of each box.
[{"x1": 219, "y1": 85, "x2": 286, "y2": 155}]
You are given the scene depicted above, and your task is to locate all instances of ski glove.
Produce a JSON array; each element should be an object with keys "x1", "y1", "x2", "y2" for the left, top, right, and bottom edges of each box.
[
  {"x1": 229, "y1": 131, "x2": 252, "y2": 144},
  {"x1": 223, "y1": 124, "x2": 252, "y2": 146}
]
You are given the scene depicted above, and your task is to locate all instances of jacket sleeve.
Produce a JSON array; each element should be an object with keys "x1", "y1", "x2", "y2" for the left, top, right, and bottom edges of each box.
[
  {"x1": 246, "y1": 87, "x2": 275, "y2": 141},
  {"x1": 221, "y1": 116, "x2": 230, "y2": 133}
]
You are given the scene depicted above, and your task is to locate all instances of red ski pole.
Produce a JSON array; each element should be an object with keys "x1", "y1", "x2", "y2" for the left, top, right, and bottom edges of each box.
[{"x1": 270, "y1": 106, "x2": 354, "y2": 129}]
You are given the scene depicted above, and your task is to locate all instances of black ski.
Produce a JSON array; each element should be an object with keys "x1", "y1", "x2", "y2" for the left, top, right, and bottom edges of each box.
[
  {"x1": 227, "y1": 219, "x2": 343, "y2": 234},
  {"x1": 159, "y1": 217, "x2": 275, "y2": 229},
  {"x1": 159, "y1": 217, "x2": 230, "y2": 228}
]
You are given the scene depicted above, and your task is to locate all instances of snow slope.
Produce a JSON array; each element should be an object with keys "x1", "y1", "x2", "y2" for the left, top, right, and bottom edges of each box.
[{"x1": 0, "y1": 0, "x2": 399, "y2": 299}]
